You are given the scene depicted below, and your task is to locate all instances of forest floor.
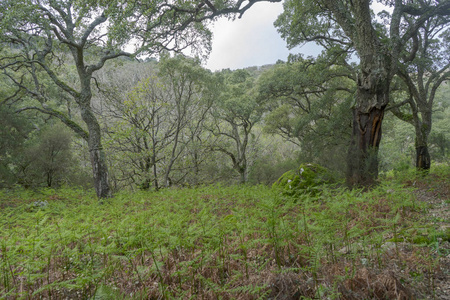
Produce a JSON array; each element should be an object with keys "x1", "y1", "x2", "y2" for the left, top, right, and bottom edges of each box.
[
  {"x1": 404, "y1": 172, "x2": 450, "y2": 299},
  {"x1": 0, "y1": 165, "x2": 449, "y2": 299}
]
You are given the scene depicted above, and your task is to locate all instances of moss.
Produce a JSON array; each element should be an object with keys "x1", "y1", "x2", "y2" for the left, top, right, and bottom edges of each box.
[
  {"x1": 403, "y1": 114, "x2": 414, "y2": 122},
  {"x1": 433, "y1": 229, "x2": 450, "y2": 243},
  {"x1": 392, "y1": 227, "x2": 450, "y2": 245},
  {"x1": 272, "y1": 163, "x2": 333, "y2": 197},
  {"x1": 411, "y1": 236, "x2": 429, "y2": 244}
]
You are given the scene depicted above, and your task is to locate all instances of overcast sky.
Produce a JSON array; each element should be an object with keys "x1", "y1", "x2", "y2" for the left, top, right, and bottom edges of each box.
[
  {"x1": 205, "y1": 2, "x2": 319, "y2": 71},
  {"x1": 204, "y1": 1, "x2": 389, "y2": 71}
]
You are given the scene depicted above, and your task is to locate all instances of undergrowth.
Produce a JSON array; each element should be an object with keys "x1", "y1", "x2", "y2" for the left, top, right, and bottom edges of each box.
[{"x1": 0, "y1": 165, "x2": 449, "y2": 299}]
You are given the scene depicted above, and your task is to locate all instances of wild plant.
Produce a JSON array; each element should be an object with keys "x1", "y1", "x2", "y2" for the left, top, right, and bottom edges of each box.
[{"x1": 0, "y1": 167, "x2": 448, "y2": 299}]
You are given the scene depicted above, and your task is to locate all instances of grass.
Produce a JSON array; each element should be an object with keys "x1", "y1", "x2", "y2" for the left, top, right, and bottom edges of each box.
[{"x1": 0, "y1": 165, "x2": 449, "y2": 299}]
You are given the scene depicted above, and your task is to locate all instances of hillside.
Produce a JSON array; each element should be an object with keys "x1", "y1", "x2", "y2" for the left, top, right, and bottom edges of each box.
[{"x1": 0, "y1": 165, "x2": 449, "y2": 299}]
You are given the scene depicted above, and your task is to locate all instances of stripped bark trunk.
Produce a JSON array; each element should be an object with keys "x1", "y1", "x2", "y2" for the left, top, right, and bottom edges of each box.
[
  {"x1": 346, "y1": 48, "x2": 391, "y2": 187},
  {"x1": 343, "y1": 0, "x2": 398, "y2": 188},
  {"x1": 323, "y1": 0, "x2": 394, "y2": 187},
  {"x1": 414, "y1": 115, "x2": 432, "y2": 171},
  {"x1": 347, "y1": 106, "x2": 385, "y2": 187},
  {"x1": 416, "y1": 145, "x2": 431, "y2": 170}
]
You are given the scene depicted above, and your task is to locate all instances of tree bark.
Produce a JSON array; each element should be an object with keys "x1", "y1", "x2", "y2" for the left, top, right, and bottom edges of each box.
[
  {"x1": 416, "y1": 145, "x2": 430, "y2": 170},
  {"x1": 323, "y1": 0, "x2": 393, "y2": 188},
  {"x1": 347, "y1": 106, "x2": 385, "y2": 187},
  {"x1": 414, "y1": 116, "x2": 432, "y2": 171},
  {"x1": 346, "y1": 41, "x2": 391, "y2": 187},
  {"x1": 80, "y1": 105, "x2": 111, "y2": 198},
  {"x1": 238, "y1": 165, "x2": 248, "y2": 184},
  {"x1": 89, "y1": 147, "x2": 111, "y2": 198},
  {"x1": 348, "y1": 0, "x2": 404, "y2": 188}
]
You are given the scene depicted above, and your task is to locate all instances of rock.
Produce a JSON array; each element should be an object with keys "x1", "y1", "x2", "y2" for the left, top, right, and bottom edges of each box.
[
  {"x1": 272, "y1": 163, "x2": 334, "y2": 197},
  {"x1": 33, "y1": 200, "x2": 49, "y2": 208}
]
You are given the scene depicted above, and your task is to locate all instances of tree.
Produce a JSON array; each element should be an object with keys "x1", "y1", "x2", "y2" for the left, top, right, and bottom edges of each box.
[
  {"x1": 0, "y1": 103, "x2": 33, "y2": 188},
  {"x1": 209, "y1": 69, "x2": 264, "y2": 183},
  {"x1": 157, "y1": 55, "x2": 216, "y2": 188},
  {"x1": 389, "y1": 16, "x2": 449, "y2": 171},
  {"x1": 429, "y1": 84, "x2": 450, "y2": 160},
  {"x1": 101, "y1": 56, "x2": 215, "y2": 190},
  {"x1": 0, "y1": 0, "x2": 282, "y2": 197},
  {"x1": 275, "y1": 0, "x2": 450, "y2": 187},
  {"x1": 258, "y1": 53, "x2": 355, "y2": 174},
  {"x1": 21, "y1": 124, "x2": 74, "y2": 188}
]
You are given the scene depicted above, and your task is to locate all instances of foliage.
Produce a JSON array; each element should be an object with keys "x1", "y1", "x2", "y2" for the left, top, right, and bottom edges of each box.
[
  {"x1": 0, "y1": 167, "x2": 448, "y2": 299},
  {"x1": 258, "y1": 54, "x2": 354, "y2": 176},
  {"x1": 381, "y1": 82, "x2": 450, "y2": 172},
  {"x1": 0, "y1": 104, "x2": 33, "y2": 187},
  {"x1": 379, "y1": 113, "x2": 416, "y2": 173},
  {"x1": 247, "y1": 135, "x2": 300, "y2": 185},
  {"x1": 208, "y1": 69, "x2": 266, "y2": 183},
  {"x1": 1, "y1": 0, "x2": 449, "y2": 194},
  {"x1": 0, "y1": 122, "x2": 85, "y2": 189},
  {"x1": 387, "y1": 14, "x2": 450, "y2": 170},
  {"x1": 426, "y1": 83, "x2": 450, "y2": 162},
  {"x1": 101, "y1": 56, "x2": 216, "y2": 190},
  {"x1": 26, "y1": 124, "x2": 74, "y2": 187}
]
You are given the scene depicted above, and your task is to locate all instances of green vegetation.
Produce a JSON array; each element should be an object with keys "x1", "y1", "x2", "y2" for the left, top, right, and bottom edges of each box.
[
  {"x1": 0, "y1": 1, "x2": 449, "y2": 298},
  {"x1": 1, "y1": 165, "x2": 448, "y2": 299},
  {"x1": 272, "y1": 163, "x2": 335, "y2": 197}
]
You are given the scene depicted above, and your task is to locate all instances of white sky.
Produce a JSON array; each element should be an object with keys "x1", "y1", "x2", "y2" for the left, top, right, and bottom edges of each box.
[
  {"x1": 205, "y1": 2, "x2": 318, "y2": 71},
  {"x1": 204, "y1": 1, "x2": 390, "y2": 72}
]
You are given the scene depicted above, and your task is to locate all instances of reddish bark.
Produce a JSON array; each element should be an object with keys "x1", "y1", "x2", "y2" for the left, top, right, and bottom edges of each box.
[{"x1": 347, "y1": 106, "x2": 385, "y2": 187}]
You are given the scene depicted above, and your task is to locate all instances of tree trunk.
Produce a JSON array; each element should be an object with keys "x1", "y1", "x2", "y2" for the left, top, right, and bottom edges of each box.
[
  {"x1": 80, "y1": 105, "x2": 111, "y2": 198},
  {"x1": 345, "y1": 9, "x2": 391, "y2": 187},
  {"x1": 333, "y1": 0, "x2": 395, "y2": 188},
  {"x1": 416, "y1": 145, "x2": 431, "y2": 170},
  {"x1": 152, "y1": 150, "x2": 159, "y2": 190},
  {"x1": 238, "y1": 166, "x2": 248, "y2": 184},
  {"x1": 89, "y1": 147, "x2": 111, "y2": 198},
  {"x1": 347, "y1": 106, "x2": 385, "y2": 187},
  {"x1": 346, "y1": 62, "x2": 390, "y2": 187},
  {"x1": 74, "y1": 62, "x2": 112, "y2": 198},
  {"x1": 415, "y1": 118, "x2": 432, "y2": 171}
]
